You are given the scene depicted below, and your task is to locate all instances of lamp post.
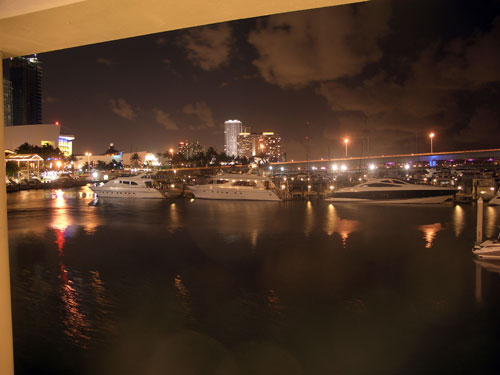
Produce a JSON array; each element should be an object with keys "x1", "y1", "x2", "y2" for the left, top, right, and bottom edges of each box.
[
  {"x1": 344, "y1": 138, "x2": 349, "y2": 158},
  {"x1": 429, "y1": 132, "x2": 435, "y2": 154},
  {"x1": 85, "y1": 152, "x2": 92, "y2": 172}
]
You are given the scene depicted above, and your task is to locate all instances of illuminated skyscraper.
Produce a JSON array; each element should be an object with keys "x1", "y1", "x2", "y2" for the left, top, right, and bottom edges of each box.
[
  {"x1": 9, "y1": 55, "x2": 43, "y2": 125},
  {"x1": 237, "y1": 131, "x2": 283, "y2": 162},
  {"x1": 224, "y1": 119, "x2": 242, "y2": 157},
  {"x1": 257, "y1": 132, "x2": 282, "y2": 162}
]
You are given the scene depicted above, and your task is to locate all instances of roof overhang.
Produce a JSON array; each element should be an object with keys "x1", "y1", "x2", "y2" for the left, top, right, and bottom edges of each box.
[{"x1": 0, "y1": 0, "x2": 367, "y2": 58}]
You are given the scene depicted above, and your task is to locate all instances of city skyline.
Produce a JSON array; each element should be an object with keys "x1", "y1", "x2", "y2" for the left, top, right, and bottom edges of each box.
[{"x1": 3, "y1": 0, "x2": 499, "y2": 159}]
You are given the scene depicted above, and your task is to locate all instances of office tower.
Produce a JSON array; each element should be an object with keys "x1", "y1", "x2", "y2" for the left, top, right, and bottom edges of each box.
[
  {"x1": 9, "y1": 55, "x2": 43, "y2": 125},
  {"x1": 3, "y1": 79, "x2": 13, "y2": 126},
  {"x1": 224, "y1": 119, "x2": 242, "y2": 157}
]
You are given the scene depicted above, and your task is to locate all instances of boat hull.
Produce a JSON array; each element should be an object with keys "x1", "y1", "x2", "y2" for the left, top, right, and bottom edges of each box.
[
  {"x1": 326, "y1": 195, "x2": 454, "y2": 204},
  {"x1": 326, "y1": 186, "x2": 456, "y2": 204},
  {"x1": 189, "y1": 186, "x2": 280, "y2": 201},
  {"x1": 90, "y1": 186, "x2": 164, "y2": 199}
]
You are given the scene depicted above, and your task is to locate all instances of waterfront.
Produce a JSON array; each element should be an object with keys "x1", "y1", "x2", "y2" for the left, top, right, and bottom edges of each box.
[{"x1": 7, "y1": 187, "x2": 500, "y2": 374}]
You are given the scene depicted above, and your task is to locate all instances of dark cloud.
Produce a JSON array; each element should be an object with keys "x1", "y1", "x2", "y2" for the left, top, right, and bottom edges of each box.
[
  {"x1": 109, "y1": 98, "x2": 137, "y2": 120},
  {"x1": 315, "y1": 14, "x2": 500, "y2": 155},
  {"x1": 154, "y1": 108, "x2": 179, "y2": 130},
  {"x1": 97, "y1": 57, "x2": 114, "y2": 66},
  {"x1": 248, "y1": 1, "x2": 391, "y2": 88},
  {"x1": 180, "y1": 24, "x2": 234, "y2": 71},
  {"x1": 182, "y1": 101, "x2": 215, "y2": 129}
]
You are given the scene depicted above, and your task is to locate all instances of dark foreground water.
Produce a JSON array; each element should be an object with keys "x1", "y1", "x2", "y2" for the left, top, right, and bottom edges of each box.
[{"x1": 7, "y1": 187, "x2": 500, "y2": 374}]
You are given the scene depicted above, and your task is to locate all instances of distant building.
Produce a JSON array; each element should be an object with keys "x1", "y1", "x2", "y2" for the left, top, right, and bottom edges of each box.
[
  {"x1": 237, "y1": 131, "x2": 283, "y2": 162},
  {"x1": 9, "y1": 56, "x2": 43, "y2": 125},
  {"x1": 224, "y1": 119, "x2": 242, "y2": 157},
  {"x1": 4, "y1": 123, "x2": 75, "y2": 156},
  {"x1": 3, "y1": 79, "x2": 13, "y2": 126},
  {"x1": 104, "y1": 142, "x2": 120, "y2": 155},
  {"x1": 178, "y1": 140, "x2": 204, "y2": 159},
  {"x1": 237, "y1": 132, "x2": 258, "y2": 158}
]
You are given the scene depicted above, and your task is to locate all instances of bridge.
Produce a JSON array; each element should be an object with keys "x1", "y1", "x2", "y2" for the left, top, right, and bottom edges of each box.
[{"x1": 271, "y1": 148, "x2": 500, "y2": 170}]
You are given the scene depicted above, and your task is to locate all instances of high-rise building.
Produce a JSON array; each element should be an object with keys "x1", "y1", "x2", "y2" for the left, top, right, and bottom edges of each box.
[
  {"x1": 178, "y1": 140, "x2": 204, "y2": 159},
  {"x1": 237, "y1": 132, "x2": 258, "y2": 158},
  {"x1": 224, "y1": 119, "x2": 242, "y2": 157},
  {"x1": 258, "y1": 132, "x2": 283, "y2": 162},
  {"x1": 3, "y1": 79, "x2": 13, "y2": 126},
  {"x1": 9, "y1": 55, "x2": 43, "y2": 125},
  {"x1": 237, "y1": 131, "x2": 283, "y2": 162}
]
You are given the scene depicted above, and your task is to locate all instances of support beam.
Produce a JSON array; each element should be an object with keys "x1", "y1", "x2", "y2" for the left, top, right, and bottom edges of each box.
[{"x1": 0, "y1": 51, "x2": 15, "y2": 375}]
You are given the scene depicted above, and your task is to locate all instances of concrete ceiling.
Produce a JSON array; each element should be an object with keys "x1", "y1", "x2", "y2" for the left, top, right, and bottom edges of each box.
[{"x1": 0, "y1": 0, "x2": 366, "y2": 58}]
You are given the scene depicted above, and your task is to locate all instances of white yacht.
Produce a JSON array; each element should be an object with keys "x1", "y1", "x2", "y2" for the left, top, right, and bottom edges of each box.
[
  {"x1": 90, "y1": 174, "x2": 164, "y2": 199},
  {"x1": 326, "y1": 178, "x2": 457, "y2": 204},
  {"x1": 473, "y1": 228, "x2": 500, "y2": 259},
  {"x1": 489, "y1": 190, "x2": 500, "y2": 206},
  {"x1": 188, "y1": 174, "x2": 281, "y2": 201}
]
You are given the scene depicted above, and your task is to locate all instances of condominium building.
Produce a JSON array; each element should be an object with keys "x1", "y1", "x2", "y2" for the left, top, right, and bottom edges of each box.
[
  {"x1": 3, "y1": 79, "x2": 13, "y2": 126},
  {"x1": 237, "y1": 131, "x2": 283, "y2": 162},
  {"x1": 224, "y1": 119, "x2": 242, "y2": 157},
  {"x1": 9, "y1": 55, "x2": 43, "y2": 125}
]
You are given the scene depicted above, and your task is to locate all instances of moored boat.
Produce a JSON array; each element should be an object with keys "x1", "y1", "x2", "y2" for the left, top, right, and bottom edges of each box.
[
  {"x1": 188, "y1": 174, "x2": 281, "y2": 201},
  {"x1": 326, "y1": 178, "x2": 457, "y2": 204},
  {"x1": 89, "y1": 174, "x2": 164, "y2": 199}
]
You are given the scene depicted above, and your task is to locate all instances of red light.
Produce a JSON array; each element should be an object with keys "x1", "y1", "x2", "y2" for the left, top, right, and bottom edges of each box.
[{"x1": 55, "y1": 121, "x2": 60, "y2": 126}]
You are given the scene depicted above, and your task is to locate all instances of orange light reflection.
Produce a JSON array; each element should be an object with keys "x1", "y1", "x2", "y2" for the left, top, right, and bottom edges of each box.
[{"x1": 418, "y1": 223, "x2": 444, "y2": 248}]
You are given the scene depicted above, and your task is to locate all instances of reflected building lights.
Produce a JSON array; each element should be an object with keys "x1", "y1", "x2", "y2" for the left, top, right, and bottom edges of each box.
[
  {"x1": 453, "y1": 205, "x2": 465, "y2": 237},
  {"x1": 174, "y1": 274, "x2": 193, "y2": 320},
  {"x1": 50, "y1": 190, "x2": 91, "y2": 347},
  {"x1": 167, "y1": 202, "x2": 182, "y2": 233},
  {"x1": 251, "y1": 229, "x2": 258, "y2": 250},
  {"x1": 304, "y1": 201, "x2": 314, "y2": 237},
  {"x1": 418, "y1": 223, "x2": 444, "y2": 248},
  {"x1": 485, "y1": 207, "x2": 498, "y2": 239},
  {"x1": 324, "y1": 204, "x2": 360, "y2": 247},
  {"x1": 267, "y1": 289, "x2": 283, "y2": 316}
]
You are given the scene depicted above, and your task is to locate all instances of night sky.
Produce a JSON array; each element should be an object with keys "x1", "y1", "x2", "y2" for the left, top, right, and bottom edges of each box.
[{"x1": 5, "y1": 0, "x2": 500, "y2": 159}]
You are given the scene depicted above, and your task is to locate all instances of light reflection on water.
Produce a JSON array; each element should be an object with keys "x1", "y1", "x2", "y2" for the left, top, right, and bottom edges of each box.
[
  {"x1": 417, "y1": 223, "x2": 444, "y2": 248},
  {"x1": 324, "y1": 204, "x2": 360, "y2": 246},
  {"x1": 453, "y1": 205, "x2": 465, "y2": 237},
  {"x1": 6, "y1": 189, "x2": 500, "y2": 374},
  {"x1": 485, "y1": 206, "x2": 498, "y2": 238}
]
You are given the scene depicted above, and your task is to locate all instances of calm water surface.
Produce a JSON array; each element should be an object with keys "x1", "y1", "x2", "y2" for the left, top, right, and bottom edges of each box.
[{"x1": 7, "y1": 187, "x2": 500, "y2": 374}]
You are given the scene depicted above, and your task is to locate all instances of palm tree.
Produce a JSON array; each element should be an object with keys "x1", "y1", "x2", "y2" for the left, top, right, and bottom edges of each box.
[{"x1": 130, "y1": 153, "x2": 142, "y2": 168}]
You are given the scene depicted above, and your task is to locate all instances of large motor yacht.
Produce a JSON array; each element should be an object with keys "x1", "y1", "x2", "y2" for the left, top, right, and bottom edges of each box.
[
  {"x1": 326, "y1": 178, "x2": 457, "y2": 204},
  {"x1": 188, "y1": 174, "x2": 281, "y2": 201},
  {"x1": 90, "y1": 174, "x2": 164, "y2": 199}
]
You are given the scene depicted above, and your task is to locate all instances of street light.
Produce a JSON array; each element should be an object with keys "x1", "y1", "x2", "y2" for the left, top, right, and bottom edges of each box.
[
  {"x1": 344, "y1": 138, "x2": 349, "y2": 157},
  {"x1": 85, "y1": 152, "x2": 92, "y2": 172},
  {"x1": 429, "y1": 132, "x2": 435, "y2": 153}
]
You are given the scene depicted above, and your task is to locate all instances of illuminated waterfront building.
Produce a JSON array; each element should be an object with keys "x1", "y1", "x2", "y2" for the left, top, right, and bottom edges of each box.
[
  {"x1": 9, "y1": 55, "x2": 43, "y2": 125},
  {"x1": 224, "y1": 119, "x2": 243, "y2": 157},
  {"x1": 4, "y1": 123, "x2": 74, "y2": 156}
]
